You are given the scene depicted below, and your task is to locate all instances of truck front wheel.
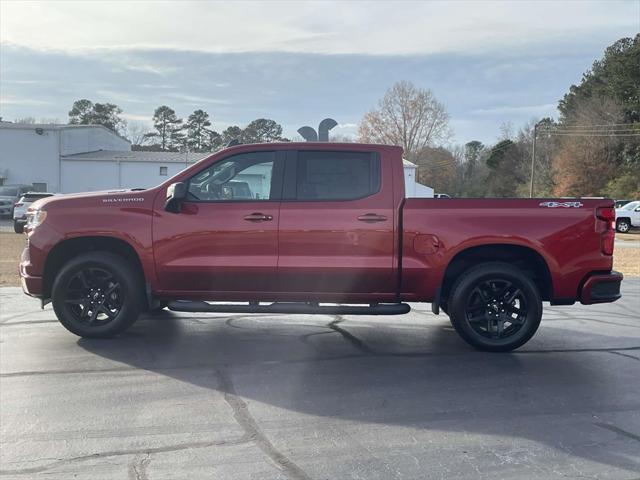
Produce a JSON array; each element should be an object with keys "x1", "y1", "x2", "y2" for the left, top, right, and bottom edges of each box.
[
  {"x1": 51, "y1": 252, "x2": 143, "y2": 338},
  {"x1": 447, "y1": 262, "x2": 542, "y2": 352}
]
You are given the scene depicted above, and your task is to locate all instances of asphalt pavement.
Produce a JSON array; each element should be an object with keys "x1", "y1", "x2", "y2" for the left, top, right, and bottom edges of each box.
[{"x1": 1, "y1": 282, "x2": 639, "y2": 479}]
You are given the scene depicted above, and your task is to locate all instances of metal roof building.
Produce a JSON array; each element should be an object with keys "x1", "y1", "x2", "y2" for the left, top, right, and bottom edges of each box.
[{"x1": 0, "y1": 122, "x2": 209, "y2": 193}]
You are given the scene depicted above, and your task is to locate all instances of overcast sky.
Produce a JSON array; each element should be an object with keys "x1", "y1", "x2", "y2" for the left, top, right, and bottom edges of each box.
[{"x1": 1, "y1": 0, "x2": 638, "y2": 145}]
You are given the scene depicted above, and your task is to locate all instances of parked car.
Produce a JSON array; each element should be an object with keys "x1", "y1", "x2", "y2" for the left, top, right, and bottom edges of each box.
[
  {"x1": 13, "y1": 192, "x2": 55, "y2": 233},
  {"x1": 19, "y1": 142, "x2": 622, "y2": 351},
  {"x1": 615, "y1": 200, "x2": 640, "y2": 233},
  {"x1": 614, "y1": 199, "x2": 634, "y2": 209},
  {"x1": 0, "y1": 184, "x2": 31, "y2": 219}
]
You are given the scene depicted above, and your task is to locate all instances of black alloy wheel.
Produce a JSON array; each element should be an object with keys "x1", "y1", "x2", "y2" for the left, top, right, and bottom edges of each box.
[
  {"x1": 448, "y1": 262, "x2": 542, "y2": 352},
  {"x1": 52, "y1": 252, "x2": 142, "y2": 338}
]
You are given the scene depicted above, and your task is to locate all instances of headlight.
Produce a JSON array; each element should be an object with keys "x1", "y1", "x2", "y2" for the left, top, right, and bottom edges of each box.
[{"x1": 26, "y1": 208, "x2": 47, "y2": 229}]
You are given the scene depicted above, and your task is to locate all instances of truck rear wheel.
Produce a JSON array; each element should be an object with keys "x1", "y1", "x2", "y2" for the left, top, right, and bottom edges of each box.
[
  {"x1": 51, "y1": 252, "x2": 143, "y2": 338},
  {"x1": 447, "y1": 262, "x2": 542, "y2": 352}
]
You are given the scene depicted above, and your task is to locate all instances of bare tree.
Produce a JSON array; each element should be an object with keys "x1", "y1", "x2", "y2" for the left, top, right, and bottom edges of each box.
[
  {"x1": 358, "y1": 81, "x2": 451, "y2": 160},
  {"x1": 123, "y1": 121, "x2": 151, "y2": 146}
]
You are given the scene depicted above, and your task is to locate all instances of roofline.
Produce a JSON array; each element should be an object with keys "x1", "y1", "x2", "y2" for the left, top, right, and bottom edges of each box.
[{"x1": 0, "y1": 122, "x2": 131, "y2": 145}]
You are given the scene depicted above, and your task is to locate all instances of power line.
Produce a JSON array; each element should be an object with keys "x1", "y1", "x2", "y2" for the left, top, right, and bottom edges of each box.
[
  {"x1": 541, "y1": 123, "x2": 636, "y2": 128},
  {"x1": 542, "y1": 132, "x2": 640, "y2": 137},
  {"x1": 539, "y1": 127, "x2": 638, "y2": 132}
]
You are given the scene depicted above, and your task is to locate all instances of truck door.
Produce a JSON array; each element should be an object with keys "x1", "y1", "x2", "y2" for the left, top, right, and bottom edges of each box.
[
  {"x1": 277, "y1": 149, "x2": 396, "y2": 301},
  {"x1": 153, "y1": 151, "x2": 283, "y2": 296}
]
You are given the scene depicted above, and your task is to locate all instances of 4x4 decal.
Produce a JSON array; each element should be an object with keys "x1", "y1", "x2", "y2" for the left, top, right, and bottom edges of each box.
[{"x1": 539, "y1": 201, "x2": 584, "y2": 208}]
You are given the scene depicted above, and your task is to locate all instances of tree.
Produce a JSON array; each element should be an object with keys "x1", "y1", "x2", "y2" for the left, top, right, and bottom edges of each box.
[
  {"x1": 123, "y1": 121, "x2": 150, "y2": 147},
  {"x1": 484, "y1": 140, "x2": 528, "y2": 197},
  {"x1": 145, "y1": 106, "x2": 184, "y2": 151},
  {"x1": 208, "y1": 130, "x2": 224, "y2": 151},
  {"x1": 243, "y1": 118, "x2": 287, "y2": 143},
  {"x1": 552, "y1": 96, "x2": 625, "y2": 196},
  {"x1": 15, "y1": 117, "x2": 36, "y2": 124},
  {"x1": 560, "y1": 34, "x2": 639, "y2": 123},
  {"x1": 463, "y1": 140, "x2": 484, "y2": 182},
  {"x1": 68, "y1": 99, "x2": 94, "y2": 124},
  {"x1": 358, "y1": 81, "x2": 451, "y2": 160},
  {"x1": 186, "y1": 109, "x2": 213, "y2": 152},
  {"x1": 414, "y1": 147, "x2": 458, "y2": 194},
  {"x1": 220, "y1": 125, "x2": 244, "y2": 146},
  {"x1": 68, "y1": 99, "x2": 124, "y2": 132}
]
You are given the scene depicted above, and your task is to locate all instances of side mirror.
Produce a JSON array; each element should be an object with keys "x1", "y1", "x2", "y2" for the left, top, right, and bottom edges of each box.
[{"x1": 165, "y1": 182, "x2": 187, "y2": 213}]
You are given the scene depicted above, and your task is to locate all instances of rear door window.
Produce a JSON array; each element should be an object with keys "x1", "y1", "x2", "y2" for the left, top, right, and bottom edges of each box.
[{"x1": 294, "y1": 151, "x2": 380, "y2": 201}]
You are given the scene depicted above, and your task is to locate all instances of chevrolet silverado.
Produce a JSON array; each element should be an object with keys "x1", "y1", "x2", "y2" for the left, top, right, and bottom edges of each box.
[{"x1": 19, "y1": 142, "x2": 623, "y2": 351}]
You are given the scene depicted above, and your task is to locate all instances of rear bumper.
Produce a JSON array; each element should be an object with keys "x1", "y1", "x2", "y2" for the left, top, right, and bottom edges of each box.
[{"x1": 580, "y1": 271, "x2": 623, "y2": 305}]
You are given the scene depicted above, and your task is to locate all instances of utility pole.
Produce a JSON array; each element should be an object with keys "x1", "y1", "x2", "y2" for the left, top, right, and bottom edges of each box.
[{"x1": 529, "y1": 122, "x2": 539, "y2": 198}]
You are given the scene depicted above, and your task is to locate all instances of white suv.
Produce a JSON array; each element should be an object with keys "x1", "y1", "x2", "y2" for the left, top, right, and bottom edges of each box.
[
  {"x1": 615, "y1": 200, "x2": 640, "y2": 233},
  {"x1": 13, "y1": 192, "x2": 55, "y2": 233}
]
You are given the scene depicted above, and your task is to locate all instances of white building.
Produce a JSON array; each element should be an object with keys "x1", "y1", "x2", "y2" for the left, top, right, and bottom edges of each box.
[
  {"x1": 0, "y1": 122, "x2": 434, "y2": 197},
  {"x1": 403, "y1": 159, "x2": 434, "y2": 198},
  {"x1": 60, "y1": 150, "x2": 208, "y2": 192},
  {"x1": 0, "y1": 122, "x2": 207, "y2": 193}
]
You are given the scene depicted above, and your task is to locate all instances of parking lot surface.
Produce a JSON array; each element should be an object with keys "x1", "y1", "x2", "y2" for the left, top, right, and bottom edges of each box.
[{"x1": 1, "y1": 282, "x2": 639, "y2": 479}]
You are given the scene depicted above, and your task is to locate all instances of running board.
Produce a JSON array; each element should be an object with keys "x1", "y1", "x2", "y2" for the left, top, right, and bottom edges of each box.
[{"x1": 167, "y1": 301, "x2": 411, "y2": 316}]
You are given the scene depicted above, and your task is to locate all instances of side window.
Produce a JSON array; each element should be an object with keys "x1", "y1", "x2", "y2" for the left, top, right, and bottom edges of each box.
[
  {"x1": 187, "y1": 152, "x2": 277, "y2": 201},
  {"x1": 296, "y1": 151, "x2": 380, "y2": 200}
]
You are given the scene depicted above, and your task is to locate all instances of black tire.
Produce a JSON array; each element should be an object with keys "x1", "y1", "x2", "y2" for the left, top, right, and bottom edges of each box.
[
  {"x1": 616, "y1": 219, "x2": 631, "y2": 233},
  {"x1": 13, "y1": 220, "x2": 24, "y2": 234},
  {"x1": 447, "y1": 262, "x2": 542, "y2": 352},
  {"x1": 52, "y1": 251, "x2": 143, "y2": 338}
]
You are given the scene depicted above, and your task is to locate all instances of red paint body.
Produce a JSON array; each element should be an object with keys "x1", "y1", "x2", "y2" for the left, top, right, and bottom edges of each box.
[{"x1": 19, "y1": 142, "x2": 620, "y2": 306}]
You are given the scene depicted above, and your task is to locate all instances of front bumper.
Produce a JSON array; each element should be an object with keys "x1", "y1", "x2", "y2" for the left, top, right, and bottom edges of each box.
[
  {"x1": 580, "y1": 271, "x2": 623, "y2": 304},
  {"x1": 19, "y1": 245, "x2": 43, "y2": 298}
]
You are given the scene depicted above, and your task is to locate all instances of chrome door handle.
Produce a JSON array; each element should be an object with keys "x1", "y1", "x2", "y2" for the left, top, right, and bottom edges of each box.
[
  {"x1": 244, "y1": 213, "x2": 273, "y2": 222},
  {"x1": 357, "y1": 213, "x2": 387, "y2": 223}
]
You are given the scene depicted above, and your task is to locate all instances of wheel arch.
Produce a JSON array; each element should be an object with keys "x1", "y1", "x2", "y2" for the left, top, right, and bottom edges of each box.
[
  {"x1": 43, "y1": 235, "x2": 147, "y2": 303},
  {"x1": 440, "y1": 244, "x2": 553, "y2": 303}
]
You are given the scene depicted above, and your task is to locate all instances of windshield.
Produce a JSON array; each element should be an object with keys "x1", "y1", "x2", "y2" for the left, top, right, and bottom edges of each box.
[
  {"x1": 0, "y1": 187, "x2": 18, "y2": 196},
  {"x1": 621, "y1": 201, "x2": 639, "y2": 211}
]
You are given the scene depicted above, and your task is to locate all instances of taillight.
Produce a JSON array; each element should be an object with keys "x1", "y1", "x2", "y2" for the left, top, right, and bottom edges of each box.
[{"x1": 596, "y1": 207, "x2": 615, "y2": 255}]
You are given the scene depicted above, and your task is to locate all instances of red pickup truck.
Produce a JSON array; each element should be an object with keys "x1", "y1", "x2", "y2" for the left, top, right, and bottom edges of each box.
[{"x1": 19, "y1": 142, "x2": 622, "y2": 351}]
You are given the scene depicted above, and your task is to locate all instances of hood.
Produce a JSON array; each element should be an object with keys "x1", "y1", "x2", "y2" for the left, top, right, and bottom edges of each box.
[{"x1": 31, "y1": 188, "x2": 157, "y2": 211}]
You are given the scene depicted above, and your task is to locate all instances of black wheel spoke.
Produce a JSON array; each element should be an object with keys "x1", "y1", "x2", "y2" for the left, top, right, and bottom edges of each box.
[
  {"x1": 98, "y1": 304, "x2": 115, "y2": 318},
  {"x1": 88, "y1": 307, "x2": 99, "y2": 324},
  {"x1": 77, "y1": 271, "x2": 90, "y2": 288},
  {"x1": 104, "y1": 282, "x2": 120, "y2": 295},
  {"x1": 504, "y1": 288, "x2": 521, "y2": 304},
  {"x1": 493, "y1": 282, "x2": 512, "y2": 301},
  {"x1": 504, "y1": 304, "x2": 524, "y2": 315},
  {"x1": 65, "y1": 297, "x2": 85, "y2": 305},
  {"x1": 467, "y1": 314, "x2": 486, "y2": 323}
]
